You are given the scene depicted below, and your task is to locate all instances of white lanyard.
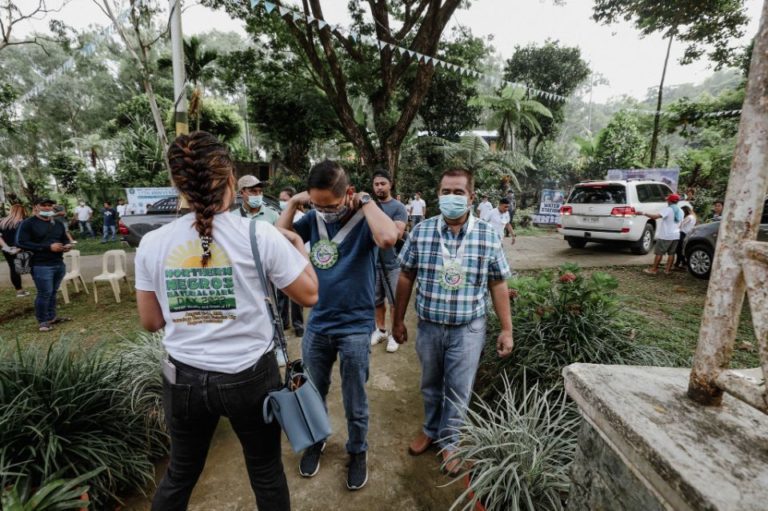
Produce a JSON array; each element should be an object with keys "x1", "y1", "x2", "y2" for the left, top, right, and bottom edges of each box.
[
  {"x1": 316, "y1": 210, "x2": 365, "y2": 245},
  {"x1": 437, "y1": 214, "x2": 476, "y2": 266}
]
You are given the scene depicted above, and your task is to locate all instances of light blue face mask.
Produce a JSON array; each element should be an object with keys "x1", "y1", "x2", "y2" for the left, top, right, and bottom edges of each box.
[
  {"x1": 247, "y1": 195, "x2": 263, "y2": 209},
  {"x1": 279, "y1": 200, "x2": 288, "y2": 211},
  {"x1": 39, "y1": 210, "x2": 55, "y2": 218},
  {"x1": 439, "y1": 194, "x2": 468, "y2": 220}
]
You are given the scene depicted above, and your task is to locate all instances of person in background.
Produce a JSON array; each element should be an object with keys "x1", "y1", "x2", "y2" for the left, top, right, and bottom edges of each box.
[
  {"x1": 74, "y1": 200, "x2": 95, "y2": 238},
  {"x1": 392, "y1": 168, "x2": 513, "y2": 475},
  {"x1": 369, "y1": 170, "x2": 408, "y2": 353},
  {"x1": 486, "y1": 198, "x2": 516, "y2": 244},
  {"x1": 409, "y1": 192, "x2": 426, "y2": 226},
  {"x1": 117, "y1": 198, "x2": 129, "y2": 217},
  {"x1": 675, "y1": 205, "x2": 697, "y2": 270},
  {"x1": 101, "y1": 200, "x2": 118, "y2": 243},
  {"x1": 234, "y1": 175, "x2": 279, "y2": 224},
  {"x1": 15, "y1": 198, "x2": 72, "y2": 332},
  {"x1": 278, "y1": 160, "x2": 398, "y2": 491},
  {"x1": 476, "y1": 194, "x2": 493, "y2": 221},
  {"x1": 136, "y1": 131, "x2": 318, "y2": 511},
  {"x1": 53, "y1": 203, "x2": 76, "y2": 244},
  {"x1": 506, "y1": 189, "x2": 517, "y2": 227},
  {"x1": 0, "y1": 204, "x2": 30, "y2": 297},
  {"x1": 277, "y1": 186, "x2": 306, "y2": 345},
  {"x1": 638, "y1": 193, "x2": 683, "y2": 275},
  {"x1": 711, "y1": 200, "x2": 724, "y2": 222}
]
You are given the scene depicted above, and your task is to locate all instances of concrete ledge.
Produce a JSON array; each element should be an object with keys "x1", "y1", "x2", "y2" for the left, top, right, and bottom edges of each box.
[{"x1": 564, "y1": 364, "x2": 768, "y2": 511}]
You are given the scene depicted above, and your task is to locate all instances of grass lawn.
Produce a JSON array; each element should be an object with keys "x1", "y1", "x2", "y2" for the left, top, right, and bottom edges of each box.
[
  {"x1": 514, "y1": 224, "x2": 555, "y2": 237},
  {"x1": 69, "y1": 236, "x2": 135, "y2": 256},
  {"x1": 591, "y1": 266, "x2": 757, "y2": 368},
  {"x1": 0, "y1": 281, "x2": 141, "y2": 352}
]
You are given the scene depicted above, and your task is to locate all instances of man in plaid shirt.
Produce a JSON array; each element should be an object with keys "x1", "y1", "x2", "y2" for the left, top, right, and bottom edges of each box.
[{"x1": 392, "y1": 168, "x2": 514, "y2": 475}]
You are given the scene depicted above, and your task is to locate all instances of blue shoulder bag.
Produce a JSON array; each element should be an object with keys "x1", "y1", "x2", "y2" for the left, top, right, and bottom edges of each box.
[{"x1": 248, "y1": 219, "x2": 332, "y2": 453}]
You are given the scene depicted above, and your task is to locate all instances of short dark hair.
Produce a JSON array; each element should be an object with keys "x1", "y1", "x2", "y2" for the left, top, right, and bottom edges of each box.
[
  {"x1": 281, "y1": 186, "x2": 297, "y2": 198},
  {"x1": 499, "y1": 198, "x2": 510, "y2": 205},
  {"x1": 714, "y1": 199, "x2": 724, "y2": 206},
  {"x1": 439, "y1": 168, "x2": 474, "y2": 193},
  {"x1": 307, "y1": 160, "x2": 348, "y2": 197},
  {"x1": 372, "y1": 170, "x2": 392, "y2": 183},
  {"x1": 104, "y1": 200, "x2": 111, "y2": 206}
]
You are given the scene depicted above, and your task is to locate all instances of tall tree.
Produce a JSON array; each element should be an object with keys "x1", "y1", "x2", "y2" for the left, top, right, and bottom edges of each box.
[
  {"x1": 503, "y1": 39, "x2": 590, "y2": 154},
  {"x1": 0, "y1": 0, "x2": 68, "y2": 52},
  {"x1": 591, "y1": 111, "x2": 646, "y2": 176},
  {"x1": 204, "y1": 0, "x2": 465, "y2": 182},
  {"x1": 593, "y1": 0, "x2": 750, "y2": 167},
  {"x1": 470, "y1": 86, "x2": 552, "y2": 154}
]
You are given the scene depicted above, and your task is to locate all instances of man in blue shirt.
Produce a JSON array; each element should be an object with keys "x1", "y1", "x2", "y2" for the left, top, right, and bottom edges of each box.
[
  {"x1": 278, "y1": 160, "x2": 398, "y2": 491},
  {"x1": 100, "y1": 200, "x2": 118, "y2": 243},
  {"x1": 392, "y1": 168, "x2": 514, "y2": 475}
]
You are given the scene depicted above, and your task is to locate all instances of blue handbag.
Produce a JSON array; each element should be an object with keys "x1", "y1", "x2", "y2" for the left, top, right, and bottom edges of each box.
[{"x1": 249, "y1": 219, "x2": 332, "y2": 453}]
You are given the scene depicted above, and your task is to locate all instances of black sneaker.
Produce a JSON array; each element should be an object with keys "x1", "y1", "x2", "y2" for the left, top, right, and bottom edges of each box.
[
  {"x1": 299, "y1": 441, "x2": 326, "y2": 477},
  {"x1": 346, "y1": 451, "x2": 368, "y2": 491}
]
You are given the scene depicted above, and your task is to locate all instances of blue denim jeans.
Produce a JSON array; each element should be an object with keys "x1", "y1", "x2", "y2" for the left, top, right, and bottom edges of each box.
[
  {"x1": 302, "y1": 330, "x2": 370, "y2": 454},
  {"x1": 30, "y1": 263, "x2": 66, "y2": 325},
  {"x1": 415, "y1": 317, "x2": 487, "y2": 449},
  {"x1": 78, "y1": 220, "x2": 94, "y2": 237},
  {"x1": 102, "y1": 224, "x2": 116, "y2": 241}
]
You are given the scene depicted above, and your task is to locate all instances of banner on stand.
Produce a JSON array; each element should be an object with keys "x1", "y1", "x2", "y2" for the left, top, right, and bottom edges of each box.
[
  {"x1": 125, "y1": 187, "x2": 177, "y2": 215},
  {"x1": 534, "y1": 189, "x2": 566, "y2": 225}
]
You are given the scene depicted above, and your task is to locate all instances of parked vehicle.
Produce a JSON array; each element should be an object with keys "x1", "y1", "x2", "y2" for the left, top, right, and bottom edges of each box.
[
  {"x1": 683, "y1": 196, "x2": 768, "y2": 279},
  {"x1": 557, "y1": 180, "x2": 690, "y2": 255},
  {"x1": 120, "y1": 195, "x2": 282, "y2": 248}
]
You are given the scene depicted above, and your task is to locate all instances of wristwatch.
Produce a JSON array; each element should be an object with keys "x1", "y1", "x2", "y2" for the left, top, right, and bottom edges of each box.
[{"x1": 360, "y1": 193, "x2": 373, "y2": 206}]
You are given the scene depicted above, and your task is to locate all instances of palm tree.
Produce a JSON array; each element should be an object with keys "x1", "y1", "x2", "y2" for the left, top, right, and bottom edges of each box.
[
  {"x1": 470, "y1": 86, "x2": 552, "y2": 154},
  {"x1": 419, "y1": 135, "x2": 534, "y2": 192},
  {"x1": 158, "y1": 36, "x2": 219, "y2": 130}
]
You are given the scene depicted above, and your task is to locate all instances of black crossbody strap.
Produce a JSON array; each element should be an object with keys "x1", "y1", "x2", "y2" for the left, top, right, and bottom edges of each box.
[{"x1": 248, "y1": 219, "x2": 290, "y2": 382}]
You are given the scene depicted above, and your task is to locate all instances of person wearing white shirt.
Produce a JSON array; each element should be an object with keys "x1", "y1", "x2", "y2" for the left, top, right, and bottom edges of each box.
[
  {"x1": 485, "y1": 198, "x2": 515, "y2": 243},
  {"x1": 637, "y1": 193, "x2": 683, "y2": 275},
  {"x1": 73, "y1": 201, "x2": 94, "y2": 238},
  {"x1": 136, "y1": 131, "x2": 318, "y2": 510},
  {"x1": 409, "y1": 192, "x2": 426, "y2": 226},
  {"x1": 477, "y1": 195, "x2": 493, "y2": 221},
  {"x1": 675, "y1": 205, "x2": 697, "y2": 269},
  {"x1": 116, "y1": 198, "x2": 129, "y2": 217}
]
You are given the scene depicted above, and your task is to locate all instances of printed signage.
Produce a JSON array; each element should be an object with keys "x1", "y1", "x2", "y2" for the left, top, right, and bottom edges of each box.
[
  {"x1": 534, "y1": 189, "x2": 566, "y2": 225},
  {"x1": 605, "y1": 168, "x2": 680, "y2": 192},
  {"x1": 125, "y1": 187, "x2": 177, "y2": 215}
]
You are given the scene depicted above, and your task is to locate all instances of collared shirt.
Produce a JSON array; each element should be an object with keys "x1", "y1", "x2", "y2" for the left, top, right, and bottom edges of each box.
[
  {"x1": 231, "y1": 206, "x2": 279, "y2": 225},
  {"x1": 399, "y1": 215, "x2": 511, "y2": 325}
]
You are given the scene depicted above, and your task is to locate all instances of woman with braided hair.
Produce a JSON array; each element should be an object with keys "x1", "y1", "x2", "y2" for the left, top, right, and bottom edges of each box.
[{"x1": 135, "y1": 131, "x2": 318, "y2": 510}]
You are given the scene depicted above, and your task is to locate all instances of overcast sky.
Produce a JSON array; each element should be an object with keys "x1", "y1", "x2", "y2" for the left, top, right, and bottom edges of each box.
[{"x1": 15, "y1": 0, "x2": 764, "y2": 103}]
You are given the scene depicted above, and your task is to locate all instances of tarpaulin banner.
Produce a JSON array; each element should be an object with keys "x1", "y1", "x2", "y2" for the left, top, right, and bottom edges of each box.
[
  {"x1": 125, "y1": 187, "x2": 177, "y2": 215},
  {"x1": 536, "y1": 189, "x2": 566, "y2": 224}
]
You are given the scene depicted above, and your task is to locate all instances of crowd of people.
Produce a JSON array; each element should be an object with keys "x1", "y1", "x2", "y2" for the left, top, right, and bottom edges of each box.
[{"x1": 0, "y1": 128, "x2": 732, "y2": 509}]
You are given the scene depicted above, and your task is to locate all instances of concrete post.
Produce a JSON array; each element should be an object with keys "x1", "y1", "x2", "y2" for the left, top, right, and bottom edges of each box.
[
  {"x1": 170, "y1": 0, "x2": 188, "y2": 136},
  {"x1": 688, "y1": 0, "x2": 768, "y2": 405}
]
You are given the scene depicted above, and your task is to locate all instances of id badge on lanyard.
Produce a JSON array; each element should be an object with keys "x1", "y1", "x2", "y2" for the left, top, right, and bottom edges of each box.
[
  {"x1": 437, "y1": 215, "x2": 475, "y2": 291},
  {"x1": 310, "y1": 210, "x2": 364, "y2": 269}
]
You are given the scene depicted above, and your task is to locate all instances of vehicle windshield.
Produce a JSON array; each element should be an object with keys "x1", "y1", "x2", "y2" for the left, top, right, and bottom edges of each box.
[{"x1": 568, "y1": 185, "x2": 627, "y2": 205}]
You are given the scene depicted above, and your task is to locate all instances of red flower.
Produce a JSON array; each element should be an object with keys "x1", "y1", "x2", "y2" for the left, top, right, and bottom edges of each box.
[
  {"x1": 508, "y1": 288, "x2": 519, "y2": 299},
  {"x1": 559, "y1": 272, "x2": 577, "y2": 283}
]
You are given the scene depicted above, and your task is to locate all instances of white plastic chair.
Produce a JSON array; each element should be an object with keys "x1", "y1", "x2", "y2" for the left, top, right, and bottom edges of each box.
[
  {"x1": 59, "y1": 249, "x2": 89, "y2": 304},
  {"x1": 93, "y1": 249, "x2": 131, "y2": 303}
]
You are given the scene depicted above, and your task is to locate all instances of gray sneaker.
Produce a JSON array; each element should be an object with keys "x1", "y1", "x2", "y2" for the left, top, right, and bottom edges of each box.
[
  {"x1": 346, "y1": 451, "x2": 368, "y2": 491},
  {"x1": 299, "y1": 441, "x2": 326, "y2": 477}
]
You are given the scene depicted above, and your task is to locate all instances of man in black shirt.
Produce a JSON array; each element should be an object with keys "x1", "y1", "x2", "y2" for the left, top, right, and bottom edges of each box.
[{"x1": 16, "y1": 198, "x2": 72, "y2": 332}]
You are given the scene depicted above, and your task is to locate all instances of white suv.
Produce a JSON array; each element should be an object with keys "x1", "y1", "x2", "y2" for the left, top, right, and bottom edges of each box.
[{"x1": 557, "y1": 180, "x2": 690, "y2": 254}]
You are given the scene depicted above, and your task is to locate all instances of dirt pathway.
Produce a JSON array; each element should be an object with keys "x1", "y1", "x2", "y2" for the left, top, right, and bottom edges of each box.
[{"x1": 123, "y1": 303, "x2": 464, "y2": 511}]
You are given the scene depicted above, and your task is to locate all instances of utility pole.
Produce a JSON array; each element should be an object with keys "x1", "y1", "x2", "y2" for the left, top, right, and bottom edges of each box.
[{"x1": 170, "y1": 0, "x2": 187, "y2": 137}]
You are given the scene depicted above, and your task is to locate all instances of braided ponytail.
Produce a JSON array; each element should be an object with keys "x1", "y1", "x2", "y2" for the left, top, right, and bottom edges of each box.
[{"x1": 167, "y1": 131, "x2": 234, "y2": 266}]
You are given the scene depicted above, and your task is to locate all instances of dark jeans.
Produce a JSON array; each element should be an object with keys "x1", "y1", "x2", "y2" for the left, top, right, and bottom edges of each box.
[
  {"x1": 152, "y1": 352, "x2": 290, "y2": 511},
  {"x1": 277, "y1": 289, "x2": 304, "y2": 332},
  {"x1": 30, "y1": 263, "x2": 65, "y2": 324},
  {"x1": 676, "y1": 232, "x2": 687, "y2": 266},
  {"x1": 2, "y1": 251, "x2": 22, "y2": 290}
]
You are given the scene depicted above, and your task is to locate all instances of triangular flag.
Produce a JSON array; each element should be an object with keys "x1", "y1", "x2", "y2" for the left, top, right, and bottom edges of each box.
[
  {"x1": 263, "y1": 1, "x2": 275, "y2": 13},
  {"x1": 292, "y1": 11, "x2": 303, "y2": 21},
  {"x1": 306, "y1": 15, "x2": 315, "y2": 23},
  {"x1": 278, "y1": 5, "x2": 288, "y2": 15},
  {"x1": 250, "y1": 0, "x2": 261, "y2": 7},
  {"x1": 348, "y1": 32, "x2": 356, "y2": 41},
  {"x1": 318, "y1": 20, "x2": 328, "y2": 29}
]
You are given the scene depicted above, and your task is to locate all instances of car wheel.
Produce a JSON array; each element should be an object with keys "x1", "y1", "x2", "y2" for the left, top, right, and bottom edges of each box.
[
  {"x1": 687, "y1": 245, "x2": 713, "y2": 279},
  {"x1": 566, "y1": 237, "x2": 588, "y2": 249},
  {"x1": 630, "y1": 224, "x2": 655, "y2": 255}
]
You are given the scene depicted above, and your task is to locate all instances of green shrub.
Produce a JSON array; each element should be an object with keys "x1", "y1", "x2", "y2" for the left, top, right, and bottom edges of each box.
[
  {"x1": 1, "y1": 468, "x2": 103, "y2": 510},
  {"x1": 0, "y1": 340, "x2": 165, "y2": 507},
  {"x1": 476, "y1": 264, "x2": 680, "y2": 400},
  {"x1": 446, "y1": 375, "x2": 579, "y2": 511}
]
